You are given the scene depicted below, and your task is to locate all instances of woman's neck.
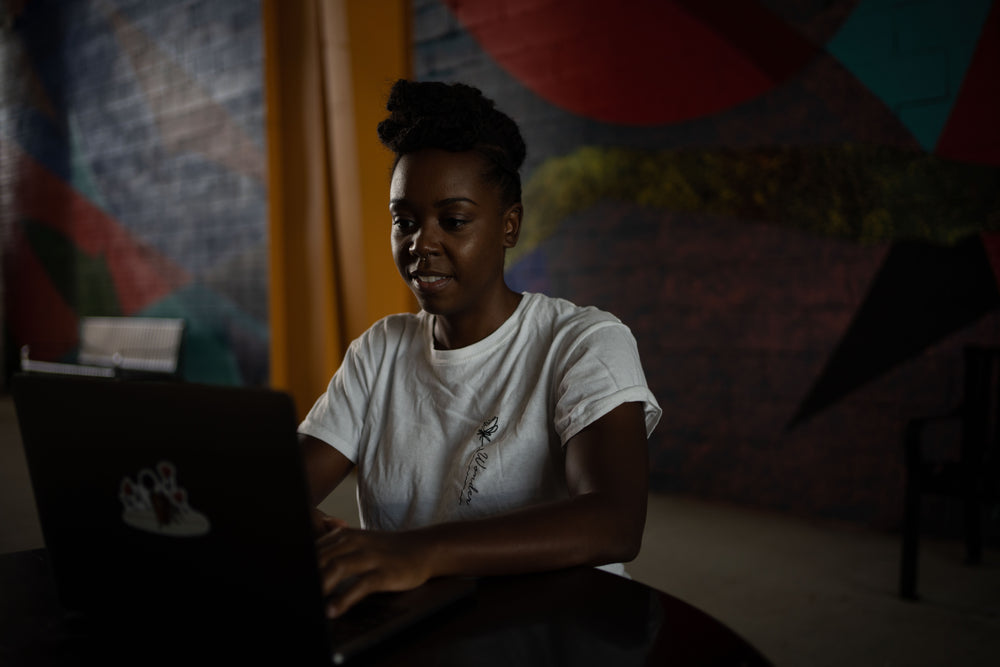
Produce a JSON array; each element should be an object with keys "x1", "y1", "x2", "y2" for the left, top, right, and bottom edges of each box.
[{"x1": 432, "y1": 289, "x2": 522, "y2": 350}]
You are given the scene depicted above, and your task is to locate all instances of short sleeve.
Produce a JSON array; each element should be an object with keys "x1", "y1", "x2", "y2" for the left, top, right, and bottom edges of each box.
[
  {"x1": 552, "y1": 321, "x2": 661, "y2": 445},
  {"x1": 297, "y1": 336, "x2": 373, "y2": 463}
]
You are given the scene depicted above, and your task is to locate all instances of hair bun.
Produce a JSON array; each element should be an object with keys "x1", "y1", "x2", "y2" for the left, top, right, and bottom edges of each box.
[{"x1": 378, "y1": 79, "x2": 526, "y2": 172}]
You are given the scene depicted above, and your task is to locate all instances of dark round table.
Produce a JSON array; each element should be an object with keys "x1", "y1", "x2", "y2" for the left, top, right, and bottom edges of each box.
[{"x1": 0, "y1": 549, "x2": 770, "y2": 666}]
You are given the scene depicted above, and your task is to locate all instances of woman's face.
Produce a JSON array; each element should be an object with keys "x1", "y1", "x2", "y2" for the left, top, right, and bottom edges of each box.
[{"x1": 389, "y1": 148, "x2": 520, "y2": 323}]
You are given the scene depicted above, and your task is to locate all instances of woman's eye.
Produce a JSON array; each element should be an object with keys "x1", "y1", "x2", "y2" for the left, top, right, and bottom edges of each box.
[
  {"x1": 443, "y1": 218, "x2": 468, "y2": 230},
  {"x1": 392, "y1": 218, "x2": 415, "y2": 232}
]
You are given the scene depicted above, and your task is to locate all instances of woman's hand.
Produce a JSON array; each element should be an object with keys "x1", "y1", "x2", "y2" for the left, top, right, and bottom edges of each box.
[
  {"x1": 315, "y1": 527, "x2": 433, "y2": 618},
  {"x1": 311, "y1": 507, "x2": 348, "y2": 537},
  {"x1": 302, "y1": 435, "x2": 434, "y2": 617}
]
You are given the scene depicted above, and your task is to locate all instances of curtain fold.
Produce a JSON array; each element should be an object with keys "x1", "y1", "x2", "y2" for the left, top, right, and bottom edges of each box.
[
  {"x1": 264, "y1": 0, "x2": 344, "y2": 417},
  {"x1": 263, "y1": 0, "x2": 412, "y2": 418}
]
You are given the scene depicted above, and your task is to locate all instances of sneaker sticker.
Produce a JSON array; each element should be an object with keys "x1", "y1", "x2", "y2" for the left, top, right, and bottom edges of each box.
[{"x1": 119, "y1": 461, "x2": 210, "y2": 537}]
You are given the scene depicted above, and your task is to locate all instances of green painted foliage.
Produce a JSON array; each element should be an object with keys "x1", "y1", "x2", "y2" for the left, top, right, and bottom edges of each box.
[
  {"x1": 514, "y1": 145, "x2": 1000, "y2": 263},
  {"x1": 22, "y1": 219, "x2": 121, "y2": 317}
]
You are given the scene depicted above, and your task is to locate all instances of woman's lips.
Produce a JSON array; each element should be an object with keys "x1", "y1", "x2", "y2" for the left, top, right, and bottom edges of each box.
[{"x1": 411, "y1": 273, "x2": 452, "y2": 292}]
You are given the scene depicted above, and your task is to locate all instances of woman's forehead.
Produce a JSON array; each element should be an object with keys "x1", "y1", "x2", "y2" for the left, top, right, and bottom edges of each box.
[{"x1": 390, "y1": 149, "x2": 493, "y2": 201}]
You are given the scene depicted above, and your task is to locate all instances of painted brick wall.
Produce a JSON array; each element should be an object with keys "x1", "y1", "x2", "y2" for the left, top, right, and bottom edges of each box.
[
  {"x1": 1, "y1": 0, "x2": 268, "y2": 386},
  {"x1": 412, "y1": 0, "x2": 1000, "y2": 531}
]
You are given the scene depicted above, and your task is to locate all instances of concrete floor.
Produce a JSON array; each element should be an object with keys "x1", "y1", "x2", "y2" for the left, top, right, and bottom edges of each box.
[{"x1": 3, "y1": 395, "x2": 998, "y2": 666}]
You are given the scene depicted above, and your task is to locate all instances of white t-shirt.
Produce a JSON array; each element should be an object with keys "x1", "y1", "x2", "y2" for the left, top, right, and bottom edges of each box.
[{"x1": 299, "y1": 292, "x2": 661, "y2": 554}]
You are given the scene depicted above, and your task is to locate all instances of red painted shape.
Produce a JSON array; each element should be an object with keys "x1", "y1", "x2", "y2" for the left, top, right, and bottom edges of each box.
[
  {"x1": 11, "y1": 146, "x2": 189, "y2": 314},
  {"x1": 935, "y1": 2, "x2": 1000, "y2": 165},
  {"x1": 981, "y1": 232, "x2": 1000, "y2": 288},
  {"x1": 443, "y1": 0, "x2": 817, "y2": 125},
  {"x1": 4, "y1": 224, "x2": 80, "y2": 360}
]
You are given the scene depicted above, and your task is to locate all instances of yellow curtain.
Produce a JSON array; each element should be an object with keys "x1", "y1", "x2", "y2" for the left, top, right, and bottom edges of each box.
[{"x1": 263, "y1": 0, "x2": 413, "y2": 418}]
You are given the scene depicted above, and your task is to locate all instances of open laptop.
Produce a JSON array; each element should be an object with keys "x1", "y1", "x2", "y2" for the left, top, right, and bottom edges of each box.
[{"x1": 11, "y1": 373, "x2": 474, "y2": 665}]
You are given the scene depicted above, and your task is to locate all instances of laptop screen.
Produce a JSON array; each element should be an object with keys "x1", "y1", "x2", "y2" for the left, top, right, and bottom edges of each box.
[{"x1": 12, "y1": 374, "x2": 330, "y2": 658}]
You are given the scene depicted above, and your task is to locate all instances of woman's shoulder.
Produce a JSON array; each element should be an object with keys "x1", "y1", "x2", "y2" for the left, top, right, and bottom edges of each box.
[
  {"x1": 521, "y1": 292, "x2": 624, "y2": 334},
  {"x1": 349, "y1": 311, "x2": 428, "y2": 352},
  {"x1": 374, "y1": 310, "x2": 427, "y2": 333}
]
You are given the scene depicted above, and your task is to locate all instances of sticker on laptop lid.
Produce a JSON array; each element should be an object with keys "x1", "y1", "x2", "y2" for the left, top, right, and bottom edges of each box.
[{"x1": 119, "y1": 461, "x2": 210, "y2": 537}]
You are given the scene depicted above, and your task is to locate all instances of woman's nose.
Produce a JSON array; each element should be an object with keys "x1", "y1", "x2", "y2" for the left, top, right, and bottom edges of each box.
[{"x1": 409, "y1": 224, "x2": 441, "y2": 257}]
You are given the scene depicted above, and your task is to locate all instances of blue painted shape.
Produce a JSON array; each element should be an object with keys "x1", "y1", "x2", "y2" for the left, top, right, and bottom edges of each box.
[
  {"x1": 827, "y1": 0, "x2": 994, "y2": 151},
  {"x1": 5, "y1": 107, "x2": 72, "y2": 182}
]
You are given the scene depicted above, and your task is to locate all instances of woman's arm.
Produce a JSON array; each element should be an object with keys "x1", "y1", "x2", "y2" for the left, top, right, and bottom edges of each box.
[
  {"x1": 313, "y1": 401, "x2": 649, "y2": 617},
  {"x1": 300, "y1": 433, "x2": 355, "y2": 533},
  {"x1": 301, "y1": 433, "x2": 355, "y2": 505}
]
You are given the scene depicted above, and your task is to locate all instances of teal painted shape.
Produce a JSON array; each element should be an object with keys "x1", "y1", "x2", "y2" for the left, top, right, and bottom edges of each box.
[
  {"x1": 827, "y1": 0, "x2": 994, "y2": 151},
  {"x1": 138, "y1": 284, "x2": 269, "y2": 386},
  {"x1": 68, "y1": 113, "x2": 110, "y2": 211}
]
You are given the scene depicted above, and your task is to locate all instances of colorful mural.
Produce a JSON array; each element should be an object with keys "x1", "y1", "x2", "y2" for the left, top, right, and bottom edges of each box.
[
  {"x1": 415, "y1": 0, "x2": 1000, "y2": 527},
  {"x1": 4, "y1": 0, "x2": 998, "y2": 528},
  {"x1": 1, "y1": 0, "x2": 268, "y2": 385}
]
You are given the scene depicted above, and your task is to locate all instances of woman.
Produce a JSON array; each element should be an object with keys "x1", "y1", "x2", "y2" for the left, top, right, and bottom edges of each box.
[{"x1": 298, "y1": 79, "x2": 661, "y2": 618}]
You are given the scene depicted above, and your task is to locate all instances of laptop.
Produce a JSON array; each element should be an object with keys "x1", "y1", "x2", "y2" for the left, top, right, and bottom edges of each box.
[{"x1": 11, "y1": 373, "x2": 474, "y2": 665}]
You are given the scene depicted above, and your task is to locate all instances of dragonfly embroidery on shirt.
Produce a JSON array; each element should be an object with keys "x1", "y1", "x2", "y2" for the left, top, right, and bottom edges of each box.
[
  {"x1": 461, "y1": 416, "x2": 500, "y2": 505},
  {"x1": 477, "y1": 416, "x2": 499, "y2": 444}
]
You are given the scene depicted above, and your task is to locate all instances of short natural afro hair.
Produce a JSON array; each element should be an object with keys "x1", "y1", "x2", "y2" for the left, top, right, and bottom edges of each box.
[{"x1": 377, "y1": 79, "x2": 526, "y2": 208}]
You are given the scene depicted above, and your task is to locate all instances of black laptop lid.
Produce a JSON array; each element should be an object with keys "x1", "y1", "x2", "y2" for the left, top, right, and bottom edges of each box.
[{"x1": 11, "y1": 373, "x2": 329, "y2": 658}]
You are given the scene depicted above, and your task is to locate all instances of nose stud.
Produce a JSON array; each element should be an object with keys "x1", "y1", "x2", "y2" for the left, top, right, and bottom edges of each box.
[{"x1": 412, "y1": 247, "x2": 435, "y2": 263}]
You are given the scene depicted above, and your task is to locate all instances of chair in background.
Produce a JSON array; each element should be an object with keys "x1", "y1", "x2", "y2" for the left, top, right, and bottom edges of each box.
[
  {"x1": 900, "y1": 345, "x2": 1000, "y2": 599},
  {"x1": 20, "y1": 317, "x2": 185, "y2": 380}
]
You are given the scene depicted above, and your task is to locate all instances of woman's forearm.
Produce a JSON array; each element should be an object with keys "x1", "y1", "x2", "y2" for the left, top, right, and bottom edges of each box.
[{"x1": 413, "y1": 490, "x2": 646, "y2": 578}]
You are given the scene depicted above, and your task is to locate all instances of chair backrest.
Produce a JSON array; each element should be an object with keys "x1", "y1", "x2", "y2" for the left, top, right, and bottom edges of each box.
[
  {"x1": 20, "y1": 317, "x2": 185, "y2": 378},
  {"x1": 77, "y1": 317, "x2": 185, "y2": 375},
  {"x1": 962, "y1": 346, "x2": 1000, "y2": 489}
]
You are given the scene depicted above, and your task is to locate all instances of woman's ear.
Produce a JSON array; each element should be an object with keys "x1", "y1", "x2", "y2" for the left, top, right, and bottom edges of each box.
[{"x1": 503, "y1": 204, "x2": 523, "y2": 248}]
